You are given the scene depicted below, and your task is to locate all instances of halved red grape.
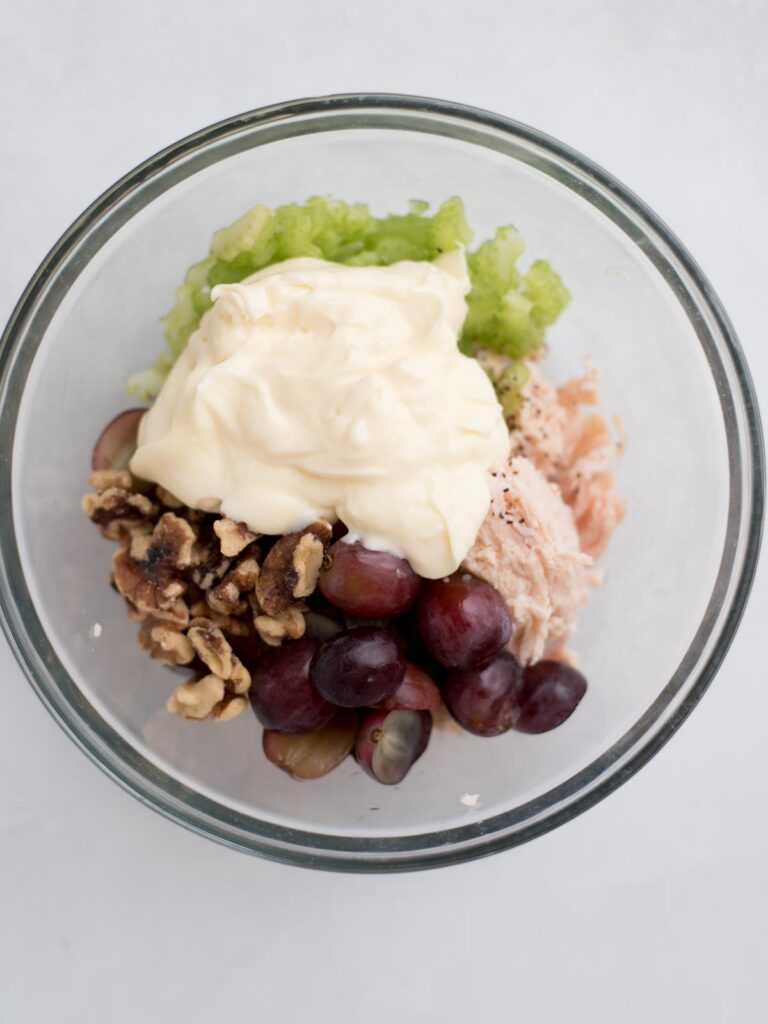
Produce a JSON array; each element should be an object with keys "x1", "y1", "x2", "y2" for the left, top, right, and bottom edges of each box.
[
  {"x1": 303, "y1": 611, "x2": 343, "y2": 642},
  {"x1": 249, "y1": 638, "x2": 335, "y2": 734},
  {"x1": 443, "y1": 652, "x2": 523, "y2": 736},
  {"x1": 416, "y1": 574, "x2": 511, "y2": 669},
  {"x1": 92, "y1": 408, "x2": 145, "y2": 471},
  {"x1": 310, "y1": 626, "x2": 406, "y2": 707},
  {"x1": 262, "y1": 711, "x2": 357, "y2": 779},
  {"x1": 319, "y1": 540, "x2": 420, "y2": 619},
  {"x1": 515, "y1": 661, "x2": 587, "y2": 734},
  {"x1": 355, "y1": 709, "x2": 432, "y2": 784},
  {"x1": 375, "y1": 662, "x2": 442, "y2": 711}
]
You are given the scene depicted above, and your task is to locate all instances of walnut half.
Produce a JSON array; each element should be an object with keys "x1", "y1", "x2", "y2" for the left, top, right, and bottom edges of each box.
[
  {"x1": 111, "y1": 513, "x2": 196, "y2": 622},
  {"x1": 139, "y1": 620, "x2": 195, "y2": 666},
  {"x1": 167, "y1": 674, "x2": 225, "y2": 721},
  {"x1": 253, "y1": 604, "x2": 306, "y2": 647},
  {"x1": 206, "y1": 556, "x2": 260, "y2": 616},
  {"x1": 166, "y1": 671, "x2": 249, "y2": 723},
  {"x1": 213, "y1": 517, "x2": 258, "y2": 558},
  {"x1": 255, "y1": 522, "x2": 331, "y2": 615},
  {"x1": 187, "y1": 617, "x2": 251, "y2": 694},
  {"x1": 82, "y1": 487, "x2": 157, "y2": 540}
]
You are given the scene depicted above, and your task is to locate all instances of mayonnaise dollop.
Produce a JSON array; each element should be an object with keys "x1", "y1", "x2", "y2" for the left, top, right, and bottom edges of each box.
[{"x1": 131, "y1": 249, "x2": 510, "y2": 578}]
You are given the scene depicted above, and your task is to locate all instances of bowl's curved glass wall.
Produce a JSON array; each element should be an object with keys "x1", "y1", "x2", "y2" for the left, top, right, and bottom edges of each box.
[{"x1": 1, "y1": 98, "x2": 761, "y2": 869}]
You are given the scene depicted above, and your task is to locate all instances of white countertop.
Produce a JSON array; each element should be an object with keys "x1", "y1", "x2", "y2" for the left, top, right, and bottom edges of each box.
[{"x1": 1, "y1": 1, "x2": 766, "y2": 1020}]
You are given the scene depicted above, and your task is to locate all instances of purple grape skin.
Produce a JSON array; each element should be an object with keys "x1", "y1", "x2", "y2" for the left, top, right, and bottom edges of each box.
[
  {"x1": 310, "y1": 626, "x2": 406, "y2": 708},
  {"x1": 442, "y1": 652, "x2": 524, "y2": 737},
  {"x1": 319, "y1": 540, "x2": 421, "y2": 619},
  {"x1": 514, "y1": 661, "x2": 587, "y2": 734},
  {"x1": 374, "y1": 662, "x2": 442, "y2": 711},
  {"x1": 416, "y1": 574, "x2": 512, "y2": 670},
  {"x1": 249, "y1": 638, "x2": 336, "y2": 734}
]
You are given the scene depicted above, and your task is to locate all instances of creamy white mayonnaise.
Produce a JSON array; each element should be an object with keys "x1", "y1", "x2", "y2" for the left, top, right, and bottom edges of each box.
[{"x1": 131, "y1": 249, "x2": 509, "y2": 578}]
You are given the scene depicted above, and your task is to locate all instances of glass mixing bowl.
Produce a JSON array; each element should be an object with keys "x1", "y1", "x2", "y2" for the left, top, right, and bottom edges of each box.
[{"x1": 0, "y1": 95, "x2": 763, "y2": 871}]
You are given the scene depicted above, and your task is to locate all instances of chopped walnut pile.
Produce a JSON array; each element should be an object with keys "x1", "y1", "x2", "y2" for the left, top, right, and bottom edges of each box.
[{"x1": 82, "y1": 468, "x2": 329, "y2": 722}]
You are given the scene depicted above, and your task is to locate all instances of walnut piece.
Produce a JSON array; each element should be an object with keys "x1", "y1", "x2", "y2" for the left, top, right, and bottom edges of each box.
[
  {"x1": 151, "y1": 600, "x2": 190, "y2": 629},
  {"x1": 89, "y1": 469, "x2": 133, "y2": 493},
  {"x1": 214, "y1": 517, "x2": 258, "y2": 558},
  {"x1": 167, "y1": 674, "x2": 225, "y2": 721},
  {"x1": 111, "y1": 513, "x2": 196, "y2": 620},
  {"x1": 187, "y1": 619, "x2": 233, "y2": 678},
  {"x1": 82, "y1": 487, "x2": 157, "y2": 539},
  {"x1": 207, "y1": 556, "x2": 260, "y2": 616},
  {"x1": 188, "y1": 601, "x2": 253, "y2": 637},
  {"x1": 125, "y1": 595, "x2": 188, "y2": 630},
  {"x1": 255, "y1": 522, "x2": 331, "y2": 615},
  {"x1": 211, "y1": 696, "x2": 248, "y2": 722},
  {"x1": 253, "y1": 604, "x2": 306, "y2": 647},
  {"x1": 125, "y1": 601, "x2": 149, "y2": 624},
  {"x1": 112, "y1": 548, "x2": 185, "y2": 613},
  {"x1": 128, "y1": 522, "x2": 155, "y2": 560},
  {"x1": 190, "y1": 546, "x2": 232, "y2": 591},
  {"x1": 227, "y1": 658, "x2": 251, "y2": 695},
  {"x1": 291, "y1": 533, "x2": 327, "y2": 598},
  {"x1": 187, "y1": 617, "x2": 251, "y2": 693},
  {"x1": 138, "y1": 620, "x2": 195, "y2": 666},
  {"x1": 147, "y1": 512, "x2": 197, "y2": 569}
]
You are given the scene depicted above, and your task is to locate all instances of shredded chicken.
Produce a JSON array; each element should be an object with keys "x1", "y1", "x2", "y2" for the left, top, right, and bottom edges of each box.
[
  {"x1": 464, "y1": 359, "x2": 625, "y2": 664},
  {"x1": 510, "y1": 363, "x2": 626, "y2": 557},
  {"x1": 462, "y1": 456, "x2": 595, "y2": 665}
]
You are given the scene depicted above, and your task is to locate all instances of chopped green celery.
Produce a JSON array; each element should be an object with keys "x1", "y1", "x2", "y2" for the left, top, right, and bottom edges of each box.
[
  {"x1": 128, "y1": 196, "x2": 567, "y2": 398},
  {"x1": 524, "y1": 259, "x2": 570, "y2": 327},
  {"x1": 462, "y1": 227, "x2": 569, "y2": 359},
  {"x1": 126, "y1": 352, "x2": 175, "y2": 402},
  {"x1": 495, "y1": 361, "x2": 531, "y2": 418}
]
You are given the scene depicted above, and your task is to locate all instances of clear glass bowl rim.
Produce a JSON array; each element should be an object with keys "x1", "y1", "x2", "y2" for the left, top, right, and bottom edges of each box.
[{"x1": 0, "y1": 93, "x2": 763, "y2": 872}]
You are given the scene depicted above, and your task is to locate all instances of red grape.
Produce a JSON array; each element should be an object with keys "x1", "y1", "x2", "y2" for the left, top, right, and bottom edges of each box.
[
  {"x1": 416, "y1": 574, "x2": 511, "y2": 669},
  {"x1": 443, "y1": 652, "x2": 523, "y2": 736},
  {"x1": 319, "y1": 540, "x2": 420, "y2": 619},
  {"x1": 92, "y1": 408, "x2": 144, "y2": 471},
  {"x1": 355, "y1": 709, "x2": 432, "y2": 784},
  {"x1": 374, "y1": 662, "x2": 442, "y2": 711},
  {"x1": 310, "y1": 626, "x2": 406, "y2": 707},
  {"x1": 262, "y1": 712, "x2": 357, "y2": 779},
  {"x1": 303, "y1": 611, "x2": 343, "y2": 642},
  {"x1": 515, "y1": 661, "x2": 587, "y2": 734},
  {"x1": 249, "y1": 638, "x2": 336, "y2": 734}
]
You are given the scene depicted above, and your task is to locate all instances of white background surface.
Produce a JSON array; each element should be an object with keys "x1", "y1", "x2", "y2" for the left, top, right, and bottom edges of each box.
[{"x1": 1, "y1": 1, "x2": 766, "y2": 1021}]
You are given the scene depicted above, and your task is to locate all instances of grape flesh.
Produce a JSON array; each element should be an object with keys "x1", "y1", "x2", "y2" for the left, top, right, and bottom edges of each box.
[
  {"x1": 416, "y1": 574, "x2": 511, "y2": 670},
  {"x1": 310, "y1": 626, "x2": 406, "y2": 708},
  {"x1": 92, "y1": 408, "x2": 144, "y2": 471},
  {"x1": 515, "y1": 661, "x2": 587, "y2": 734},
  {"x1": 249, "y1": 638, "x2": 336, "y2": 734},
  {"x1": 262, "y1": 712, "x2": 357, "y2": 779},
  {"x1": 355, "y1": 709, "x2": 432, "y2": 784},
  {"x1": 443, "y1": 652, "x2": 523, "y2": 736},
  {"x1": 319, "y1": 540, "x2": 420, "y2": 619}
]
